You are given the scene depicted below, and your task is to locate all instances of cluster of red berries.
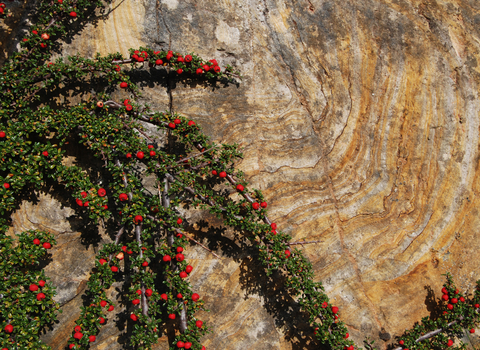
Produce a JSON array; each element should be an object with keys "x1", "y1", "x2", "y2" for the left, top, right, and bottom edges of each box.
[
  {"x1": 33, "y1": 237, "x2": 51, "y2": 249},
  {"x1": 441, "y1": 287, "x2": 464, "y2": 311},
  {"x1": 29, "y1": 280, "x2": 47, "y2": 301},
  {"x1": 75, "y1": 188, "x2": 108, "y2": 210},
  {"x1": 69, "y1": 325, "x2": 96, "y2": 349}
]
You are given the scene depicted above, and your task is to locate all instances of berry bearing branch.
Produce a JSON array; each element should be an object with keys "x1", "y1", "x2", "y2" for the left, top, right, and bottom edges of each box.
[{"x1": 0, "y1": 1, "x2": 479, "y2": 350}]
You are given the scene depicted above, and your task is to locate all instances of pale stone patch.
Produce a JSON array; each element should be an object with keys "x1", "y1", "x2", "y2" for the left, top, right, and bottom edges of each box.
[{"x1": 215, "y1": 20, "x2": 240, "y2": 46}]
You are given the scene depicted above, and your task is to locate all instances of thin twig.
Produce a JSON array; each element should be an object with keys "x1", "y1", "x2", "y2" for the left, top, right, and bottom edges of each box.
[{"x1": 175, "y1": 229, "x2": 220, "y2": 258}]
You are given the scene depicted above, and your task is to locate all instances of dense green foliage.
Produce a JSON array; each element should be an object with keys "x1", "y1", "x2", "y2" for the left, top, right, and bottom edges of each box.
[{"x1": 0, "y1": 1, "x2": 479, "y2": 350}]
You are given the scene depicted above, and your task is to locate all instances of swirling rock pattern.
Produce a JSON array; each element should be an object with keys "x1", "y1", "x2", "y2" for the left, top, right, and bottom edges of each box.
[{"x1": 5, "y1": 0, "x2": 480, "y2": 349}]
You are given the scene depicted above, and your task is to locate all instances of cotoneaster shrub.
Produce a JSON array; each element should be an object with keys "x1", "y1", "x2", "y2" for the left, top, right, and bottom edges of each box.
[{"x1": 0, "y1": 1, "x2": 479, "y2": 350}]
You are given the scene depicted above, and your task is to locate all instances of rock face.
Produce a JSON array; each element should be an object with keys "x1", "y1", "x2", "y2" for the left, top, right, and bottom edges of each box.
[{"x1": 4, "y1": 0, "x2": 480, "y2": 349}]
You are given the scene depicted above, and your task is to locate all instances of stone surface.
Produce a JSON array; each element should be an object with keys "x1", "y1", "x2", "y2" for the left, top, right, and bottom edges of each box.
[{"x1": 4, "y1": 0, "x2": 480, "y2": 349}]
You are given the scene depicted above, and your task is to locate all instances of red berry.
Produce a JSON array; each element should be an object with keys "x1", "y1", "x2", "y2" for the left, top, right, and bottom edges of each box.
[
  {"x1": 69, "y1": 11, "x2": 77, "y2": 17},
  {"x1": 74, "y1": 326, "x2": 81, "y2": 332},
  {"x1": 145, "y1": 289, "x2": 153, "y2": 297},
  {"x1": 97, "y1": 188, "x2": 106, "y2": 197},
  {"x1": 41, "y1": 33, "x2": 50, "y2": 40},
  {"x1": 168, "y1": 313, "x2": 176, "y2": 319},
  {"x1": 177, "y1": 247, "x2": 183, "y2": 253},
  {"x1": 179, "y1": 271, "x2": 188, "y2": 278},
  {"x1": 33, "y1": 238, "x2": 40, "y2": 245},
  {"x1": 442, "y1": 294, "x2": 449, "y2": 301},
  {"x1": 74, "y1": 332, "x2": 83, "y2": 340},
  {"x1": 119, "y1": 193, "x2": 128, "y2": 201},
  {"x1": 177, "y1": 341, "x2": 185, "y2": 348},
  {"x1": 130, "y1": 314, "x2": 138, "y2": 321},
  {"x1": 285, "y1": 250, "x2": 291, "y2": 258},
  {"x1": 123, "y1": 99, "x2": 129, "y2": 106},
  {"x1": 4, "y1": 324, "x2": 13, "y2": 333},
  {"x1": 399, "y1": 340, "x2": 404, "y2": 345},
  {"x1": 209, "y1": 59, "x2": 218, "y2": 66},
  {"x1": 99, "y1": 258, "x2": 107, "y2": 265},
  {"x1": 155, "y1": 59, "x2": 163, "y2": 65},
  {"x1": 203, "y1": 64, "x2": 210, "y2": 72},
  {"x1": 168, "y1": 122, "x2": 175, "y2": 129},
  {"x1": 161, "y1": 294, "x2": 168, "y2": 300},
  {"x1": 211, "y1": 170, "x2": 217, "y2": 175},
  {"x1": 460, "y1": 297, "x2": 465, "y2": 302},
  {"x1": 177, "y1": 293, "x2": 183, "y2": 299},
  {"x1": 332, "y1": 306, "x2": 339, "y2": 314},
  {"x1": 177, "y1": 218, "x2": 183, "y2": 224},
  {"x1": 42, "y1": 242, "x2": 51, "y2": 249},
  {"x1": 134, "y1": 215, "x2": 143, "y2": 224},
  {"x1": 42, "y1": 151, "x2": 49, "y2": 157},
  {"x1": 120, "y1": 82, "x2": 128, "y2": 88},
  {"x1": 29, "y1": 284, "x2": 38, "y2": 292},
  {"x1": 471, "y1": 329, "x2": 475, "y2": 333},
  {"x1": 40, "y1": 43, "x2": 47, "y2": 48},
  {"x1": 447, "y1": 339, "x2": 453, "y2": 347},
  {"x1": 188, "y1": 120, "x2": 195, "y2": 126},
  {"x1": 185, "y1": 55, "x2": 192, "y2": 62},
  {"x1": 142, "y1": 261, "x2": 148, "y2": 267},
  {"x1": 177, "y1": 56, "x2": 184, "y2": 62},
  {"x1": 69, "y1": 344, "x2": 75, "y2": 349},
  {"x1": 36, "y1": 292, "x2": 46, "y2": 301},
  {"x1": 271, "y1": 223, "x2": 277, "y2": 230},
  {"x1": 442, "y1": 287, "x2": 448, "y2": 294},
  {"x1": 260, "y1": 202, "x2": 267, "y2": 208},
  {"x1": 1, "y1": 182, "x2": 7, "y2": 189},
  {"x1": 219, "y1": 171, "x2": 227, "y2": 178},
  {"x1": 236, "y1": 184, "x2": 244, "y2": 192},
  {"x1": 126, "y1": 104, "x2": 133, "y2": 111},
  {"x1": 196, "y1": 320, "x2": 203, "y2": 328},
  {"x1": 214, "y1": 66, "x2": 221, "y2": 73},
  {"x1": 196, "y1": 68, "x2": 203, "y2": 74},
  {"x1": 89, "y1": 335, "x2": 96, "y2": 342},
  {"x1": 38, "y1": 280, "x2": 45, "y2": 287},
  {"x1": 126, "y1": 153, "x2": 132, "y2": 159},
  {"x1": 136, "y1": 289, "x2": 142, "y2": 295},
  {"x1": 344, "y1": 333, "x2": 349, "y2": 339},
  {"x1": 176, "y1": 253, "x2": 184, "y2": 262},
  {"x1": 100, "y1": 300, "x2": 107, "y2": 307},
  {"x1": 447, "y1": 304, "x2": 453, "y2": 310},
  {"x1": 192, "y1": 293, "x2": 200, "y2": 302},
  {"x1": 184, "y1": 342, "x2": 192, "y2": 349},
  {"x1": 132, "y1": 299, "x2": 140, "y2": 305},
  {"x1": 99, "y1": 317, "x2": 105, "y2": 324},
  {"x1": 476, "y1": 304, "x2": 480, "y2": 308},
  {"x1": 149, "y1": 150, "x2": 156, "y2": 156},
  {"x1": 451, "y1": 298, "x2": 458, "y2": 304},
  {"x1": 111, "y1": 266, "x2": 118, "y2": 272},
  {"x1": 176, "y1": 68, "x2": 183, "y2": 74},
  {"x1": 83, "y1": 201, "x2": 89, "y2": 207},
  {"x1": 163, "y1": 255, "x2": 171, "y2": 262},
  {"x1": 114, "y1": 65, "x2": 121, "y2": 71},
  {"x1": 174, "y1": 118, "x2": 181, "y2": 124},
  {"x1": 137, "y1": 151, "x2": 144, "y2": 159},
  {"x1": 252, "y1": 202, "x2": 260, "y2": 210},
  {"x1": 0, "y1": 131, "x2": 4, "y2": 138},
  {"x1": 185, "y1": 265, "x2": 193, "y2": 273},
  {"x1": 108, "y1": 305, "x2": 114, "y2": 311}
]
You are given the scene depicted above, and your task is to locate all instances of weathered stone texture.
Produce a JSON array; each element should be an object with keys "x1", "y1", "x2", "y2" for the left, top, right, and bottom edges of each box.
[{"x1": 4, "y1": 0, "x2": 480, "y2": 348}]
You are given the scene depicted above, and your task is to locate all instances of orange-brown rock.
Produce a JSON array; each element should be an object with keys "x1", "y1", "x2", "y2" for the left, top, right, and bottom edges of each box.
[{"x1": 3, "y1": 0, "x2": 480, "y2": 349}]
